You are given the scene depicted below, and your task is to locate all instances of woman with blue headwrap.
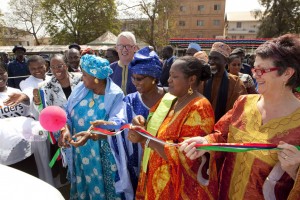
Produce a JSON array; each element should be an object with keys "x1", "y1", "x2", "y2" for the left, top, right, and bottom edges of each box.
[
  {"x1": 108, "y1": 47, "x2": 166, "y2": 199},
  {"x1": 59, "y1": 54, "x2": 124, "y2": 199}
]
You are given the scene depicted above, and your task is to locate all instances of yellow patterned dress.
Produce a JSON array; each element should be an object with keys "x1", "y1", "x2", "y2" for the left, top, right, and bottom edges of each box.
[
  {"x1": 206, "y1": 94, "x2": 300, "y2": 200},
  {"x1": 136, "y1": 96, "x2": 218, "y2": 200}
]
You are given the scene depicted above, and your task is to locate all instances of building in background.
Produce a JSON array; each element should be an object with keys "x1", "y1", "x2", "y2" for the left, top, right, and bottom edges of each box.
[
  {"x1": 174, "y1": 0, "x2": 226, "y2": 38},
  {"x1": 225, "y1": 11, "x2": 261, "y2": 39},
  {"x1": 0, "y1": 26, "x2": 35, "y2": 46}
]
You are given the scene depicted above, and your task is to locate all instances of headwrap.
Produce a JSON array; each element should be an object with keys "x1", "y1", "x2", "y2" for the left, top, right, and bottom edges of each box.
[
  {"x1": 194, "y1": 51, "x2": 208, "y2": 63},
  {"x1": 210, "y1": 42, "x2": 232, "y2": 58},
  {"x1": 81, "y1": 47, "x2": 94, "y2": 56},
  {"x1": 188, "y1": 43, "x2": 201, "y2": 51},
  {"x1": 80, "y1": 54, "x2": 112, "y2": 79},
  {"x1": 129, "y1": 47, "x2": 162, "y2": 80}
]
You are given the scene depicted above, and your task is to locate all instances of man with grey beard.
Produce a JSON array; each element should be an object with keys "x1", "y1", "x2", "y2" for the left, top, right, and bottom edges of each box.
[{"x1": 198, "y1": 42, "x2": 247, "y2": 121}]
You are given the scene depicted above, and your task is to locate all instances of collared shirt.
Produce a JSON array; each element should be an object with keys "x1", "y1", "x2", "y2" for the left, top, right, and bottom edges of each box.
[{"x1": 110, "y1": 61, "x2": 136, "y2": 95}]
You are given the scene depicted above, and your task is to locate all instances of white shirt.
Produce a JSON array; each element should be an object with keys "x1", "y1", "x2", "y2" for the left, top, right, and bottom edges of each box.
[
  {"x1": 19, "y1": 75, "x2": 51, "y2": 99},
  {"x1": 0, "y1": 87, "x2": 31, "y2": 119}
]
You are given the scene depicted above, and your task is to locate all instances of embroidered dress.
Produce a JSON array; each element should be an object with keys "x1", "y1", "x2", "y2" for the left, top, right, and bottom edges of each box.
[
  {"x1": 70, "y1": 90, "x2": 121, "y2": 200},
  {"x1": 206, "y1": 95, "x2": 300, "y2": 200},
  {"x1": 136, "y1": 96, "x2": 218, "y2": 200}
]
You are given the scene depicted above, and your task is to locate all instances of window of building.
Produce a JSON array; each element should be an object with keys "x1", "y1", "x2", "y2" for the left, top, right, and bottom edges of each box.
[
  {"x1": 214, "y1": 4, "x2": 221, "y2": 11},
  {"x1": 27, "y1": 41, "x2": 30, "y2": 46},
  {"x1": 180, "y1": 6, "x2": 186, "y2": 12},
  {"x1": 237, "y1": 22, "x2": 242, "y2": 28},
  {"x1": 179, "y1": 21, "x2": 186, "y2": 26},
  {"x1": 232, "y1": 35, "x2": 236, "y2": 39},
  {"x1": 213, "y1": 20, "x2": 220, "y2": 26},
  {"x1": 198, "y1": 5, "x2": 205, "y2": 11},
  {"x1": 197, "y1": 20, "x2": 204, "y2": 26},
  {"x1": 240, "y1": 35, "x2": 245, "y2": 39}
]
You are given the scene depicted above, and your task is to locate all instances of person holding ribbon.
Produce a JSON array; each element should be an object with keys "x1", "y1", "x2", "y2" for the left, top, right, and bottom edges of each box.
[
  {"x1": 180, "y1": 34, "x2": 300, "y2": 199},
  {"x1": 107, "y1": 46, "x2": 165, "y2": 199},
  {"x1": 128, "y1": 56, "x2": 218, "y2": 199},
  {"x1": 59, "y1": 54, "x2": 125, "y2": 199}
]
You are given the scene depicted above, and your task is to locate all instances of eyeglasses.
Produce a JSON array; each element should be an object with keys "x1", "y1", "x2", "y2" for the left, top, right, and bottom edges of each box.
[
  {"x1": 116, "y1": 44, "x2": 134, "y2": 50},
  {"x1": 251, "y1": 67, "x2": 279, "y2": 76},
  {"x1": 50, "y1": 64, "x2": 65, "y2": 70},
  {"x1": 131, "y1": 76, "x2": 147, "y2": 82}
]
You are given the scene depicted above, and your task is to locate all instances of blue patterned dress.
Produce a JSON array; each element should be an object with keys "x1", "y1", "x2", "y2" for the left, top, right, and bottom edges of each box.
[{"x1": 70, "y1": 90, "x2": 122, "y2": 200}]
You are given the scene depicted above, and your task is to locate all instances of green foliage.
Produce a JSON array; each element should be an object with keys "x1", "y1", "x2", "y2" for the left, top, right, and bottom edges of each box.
[
  {"x1": 131, "y1": 0, "x2": 178, "y2": 50},
  {"x1": 257, "y1": 0, "x2": 300, "y2": 37},
  {"x1": 41, "y1": 0, "x2": 120, "y2": 45}
]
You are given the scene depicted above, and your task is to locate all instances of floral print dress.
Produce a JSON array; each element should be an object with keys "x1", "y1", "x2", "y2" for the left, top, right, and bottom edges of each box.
[{"x1": 70, "y1": 90, "x2": 122, "y2": 200}]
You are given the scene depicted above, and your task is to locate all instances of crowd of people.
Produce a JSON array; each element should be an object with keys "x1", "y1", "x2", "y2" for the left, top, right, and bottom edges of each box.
[{"x1": 0, "y1": 32, "x2": 300, "y2": 200}]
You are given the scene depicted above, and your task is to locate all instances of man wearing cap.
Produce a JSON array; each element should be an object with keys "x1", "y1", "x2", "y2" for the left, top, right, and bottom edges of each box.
[
  {"x1": 110, "y1": 31, "x2": 137, "y2": 95},
  {"x1": 230, "y1": 47, "x2": 252, "y2": 76},
  {"x1": 68, "y1": 43, "x2": 81, "y2": 52},
  {"x1": 159, "y1": 45, "x2": 175, "y2": 87},
  {"x1": 199, "y1": 42, "x2": 247, "y2": 121},
  {"x1": 7, "y1": 45, "x2": 30, "y2": 89},
  {"x1": 185, "y1": 42, "x2": 201, "y2": 56}
]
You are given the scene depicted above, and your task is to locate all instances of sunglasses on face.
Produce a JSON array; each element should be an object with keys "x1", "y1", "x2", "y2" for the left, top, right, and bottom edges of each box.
[{"x1": 251, "y1": 67, "x2": 279, "y2": 76}]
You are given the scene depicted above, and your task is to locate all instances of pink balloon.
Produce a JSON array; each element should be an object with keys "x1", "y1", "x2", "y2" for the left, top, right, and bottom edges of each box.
[{"x1": 39, "y1": 106, "x2": 67, "y2": 132}]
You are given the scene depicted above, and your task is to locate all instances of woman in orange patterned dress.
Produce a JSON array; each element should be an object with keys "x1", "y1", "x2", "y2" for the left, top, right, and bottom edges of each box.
[
  {"x1": 180, "y1": 34, "x2": 300, "y2": 200},
  {"x1": 128, "y1": 56, "x2": 219, "y2": 200}
]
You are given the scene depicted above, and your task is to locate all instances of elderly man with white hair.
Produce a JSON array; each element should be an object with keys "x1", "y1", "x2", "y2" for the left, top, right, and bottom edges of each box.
[{"x1": 110, "y1": 31, "x2": 137, "y2": 95}]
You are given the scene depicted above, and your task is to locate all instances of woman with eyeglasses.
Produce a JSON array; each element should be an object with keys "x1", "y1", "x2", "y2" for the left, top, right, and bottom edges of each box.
[
  {"x1": 180, "y1": 34, "x2": 300, "y2": 199},
  {"x1": 32, "y1": 54, "x2": 81, "y2": 193},
  {"x1": 228, "y1": 54, "x2": 257, "y2": 94},
  {"x1": 128, "y1": 56, "x2": 218, "y2": 199}
]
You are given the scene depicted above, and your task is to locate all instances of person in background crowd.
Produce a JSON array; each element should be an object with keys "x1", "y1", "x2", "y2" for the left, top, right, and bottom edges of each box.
[
  {"x1": 105, "y1": 47, "x2": 119, "y2": 64},
  {"x1": 128, "y1": 56, "x2": 218, "y2": 199},
  {"x1": 194, "y1": 50, "x2": 209, "y2": 64},
  {"x1": 7, "y1": 45, "x2": 30, "y2": 89},
  {"x1": 228, "y1": 54, "x2": 257, "y2": 94},
  {"x1": 199, "y1": 42, "x2": 247, "y2": 121},
  {"x1": 40, "y1": 54, "x2": 51, "y2": 72},
  {"x1": 185, "y1": 42, "x2": 201, "y2": 56},
  {"x1": 180, "y1": 34, "x2": 300, "y2": 200},
  {"x1": 68, "y1": 43, "x2": 81, "y2": 52},
  {"x1": 159, "y1": 45, "x2": 175, "y2": 87},
  {"x1": 0, "y1": 52, "x2": 9, "y2": 70},
  {"x1": 66, "y1": 48, "x2": 81, "y2": 72},
  {"x1": 230, "y1": 47, "x2": 253, "y2": 77},
  {"x1": 110, "y1": 31, "x2": 137, "y2": 95},
  {"x1": 81, "y1": 47, "x2": 95, "y2": 56},
  {"x1": 59, "y1": 54, "x2": 125, "y2": 199}
]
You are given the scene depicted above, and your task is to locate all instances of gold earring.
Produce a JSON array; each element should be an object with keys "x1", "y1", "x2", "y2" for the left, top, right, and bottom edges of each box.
[
  {"x1": 188, "y1": 85, "x2": 193, "y2": 95},
  {"x1": 152, "y1": 80, "x2": 156, "y2": 85},
  {"x1": 94, "y1": 78, "x2": 99, "y2": 84}
]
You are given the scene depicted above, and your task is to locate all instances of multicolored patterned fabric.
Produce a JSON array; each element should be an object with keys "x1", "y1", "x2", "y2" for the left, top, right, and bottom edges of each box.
[
  {"x1": 206, "y1": 94, "x2": 300, "y2": 200},
  {"x1": 80, "y1": 54, "x2": 112, "y2": 80},
  {"x1": 136, "y1": 96, "x2": 218, "y2": 200}
]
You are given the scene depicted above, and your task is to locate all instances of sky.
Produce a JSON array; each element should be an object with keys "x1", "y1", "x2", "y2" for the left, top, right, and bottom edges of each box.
[{"x1": 1, "y1": 0, "x2": 264, "y2": 13}]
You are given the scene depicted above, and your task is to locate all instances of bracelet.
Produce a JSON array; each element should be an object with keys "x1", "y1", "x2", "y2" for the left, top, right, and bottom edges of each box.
[{"x1": 145, "y1": 138, "x2": 150, "y2": 148}]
